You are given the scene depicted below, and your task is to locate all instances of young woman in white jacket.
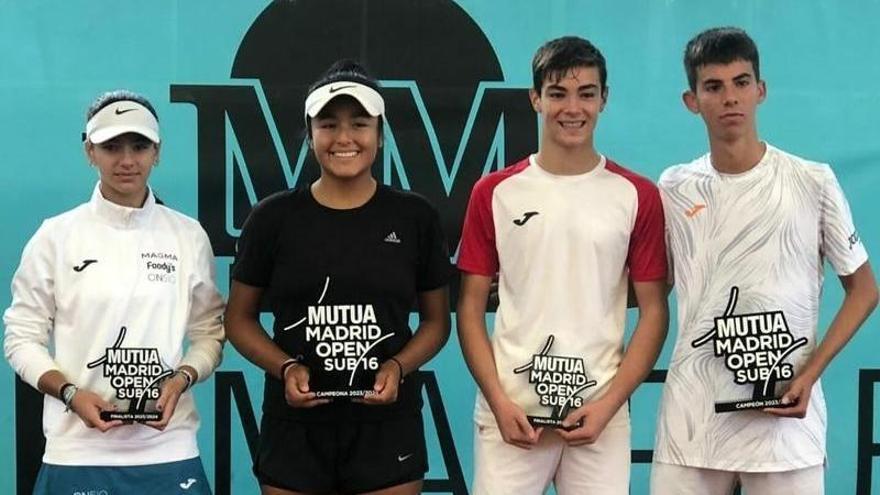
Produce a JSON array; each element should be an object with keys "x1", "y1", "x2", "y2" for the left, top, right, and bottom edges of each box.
[{"x1": 3, "y1": 90, "x2": 225, "y2": 494}]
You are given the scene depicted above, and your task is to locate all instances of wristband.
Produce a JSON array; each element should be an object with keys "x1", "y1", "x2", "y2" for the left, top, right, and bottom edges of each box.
[
  {"x1": 388, "y1": 356, "x2": 405, "y2": 383},
  {"x1": 175, "y1": 368, "x2": 195, "y2": 391},
  {"x1": 280, "y1": 358, "x2": 300, "y2": 380},
  {"x1": 60, "y1": 383, "x2": 78, "y2": 412}
]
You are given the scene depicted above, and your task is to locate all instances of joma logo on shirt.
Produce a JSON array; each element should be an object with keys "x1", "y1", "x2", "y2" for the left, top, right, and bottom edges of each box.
[
  {"x1": 73, "y1": 259, "x2": 98, "y2": 272},
  {"x1": 684, "y1": 203, "x2": 706, "y2": 218},
  {"x1": 513, "y1": 211, "x2": 539, "y2": 226}
]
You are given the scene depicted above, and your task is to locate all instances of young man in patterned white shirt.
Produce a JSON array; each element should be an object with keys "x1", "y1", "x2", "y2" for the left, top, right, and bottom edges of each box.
[{"x1": 652, "y1": 26, "x2": 878, "y2": 495}]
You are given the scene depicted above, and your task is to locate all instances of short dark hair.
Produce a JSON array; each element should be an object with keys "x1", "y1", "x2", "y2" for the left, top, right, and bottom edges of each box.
[
  {"x1": 684, "y1": 27, "x2": 760, "y2": 91},
  {"x1": 86, "y1": 89, "x2": 158, "y2": 121},
  {"x1": 306, "y1": 59, "x2": 381, "y2": 96},
  {"x1": 531, "y1": 36, "x2": 607, "y2": 93},
  {"x1": 305, "y1": 59, "x2": 382, "y2": 139}
]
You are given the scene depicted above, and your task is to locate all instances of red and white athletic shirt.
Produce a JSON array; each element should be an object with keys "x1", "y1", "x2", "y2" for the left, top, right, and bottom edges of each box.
[
  {"x1": 654, "y1": 144, "x2": 868, "y2": 472},
  {"x1": 458, "y1": 154, "x2": 666, "y2": 425}
]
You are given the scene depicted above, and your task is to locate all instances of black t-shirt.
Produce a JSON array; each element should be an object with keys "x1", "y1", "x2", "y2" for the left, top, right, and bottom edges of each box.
[{"x1": 233, "y1": 184, "x2": 452, "y2": 421}]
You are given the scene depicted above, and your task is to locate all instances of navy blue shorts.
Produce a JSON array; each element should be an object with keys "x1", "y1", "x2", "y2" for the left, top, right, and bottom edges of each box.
[
  {"x1": 33, "y1": 456, "x2": 211, "y2": 495},
  {"x1": 255, "y1": 414, "x2": 427, "y2": 494}
]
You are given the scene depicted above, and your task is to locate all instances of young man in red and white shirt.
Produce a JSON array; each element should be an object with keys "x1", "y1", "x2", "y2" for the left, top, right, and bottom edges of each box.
[{"x1": 456, "y1": 36, "x2": 669, "y2": 494}]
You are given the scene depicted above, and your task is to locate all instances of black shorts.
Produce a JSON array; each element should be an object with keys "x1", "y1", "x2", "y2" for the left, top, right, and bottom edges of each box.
[{"x1": 255, "y1": 414, "x2": 427, "y2": 494}]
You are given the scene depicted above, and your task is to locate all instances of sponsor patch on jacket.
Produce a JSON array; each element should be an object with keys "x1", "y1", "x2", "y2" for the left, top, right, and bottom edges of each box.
[{"x1": 142, "y1": 251, "x2": 178, "y2": 283}]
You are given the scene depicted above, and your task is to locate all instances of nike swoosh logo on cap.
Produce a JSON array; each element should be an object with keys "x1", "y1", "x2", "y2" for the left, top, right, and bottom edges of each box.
[
  {"x1": 329, "y1": 85, "x2": 356, "y2": 93},
  {"x1": 115, "y1": 108, "x2": 137, "y2": 115}
]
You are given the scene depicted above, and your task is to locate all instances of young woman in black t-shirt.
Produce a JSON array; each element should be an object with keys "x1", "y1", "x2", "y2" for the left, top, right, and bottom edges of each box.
[{"x1": 225, "y1": 60, "x2": 452, "y2": 495}]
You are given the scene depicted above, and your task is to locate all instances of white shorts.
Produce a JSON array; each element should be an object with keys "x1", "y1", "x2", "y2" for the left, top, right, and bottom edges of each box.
[
  {"x1": 472, "y1": 407, "x2": 630, "y2": 495},
  {"x1": 650, "y1": 462, "x2": 824, "y2": 495}
]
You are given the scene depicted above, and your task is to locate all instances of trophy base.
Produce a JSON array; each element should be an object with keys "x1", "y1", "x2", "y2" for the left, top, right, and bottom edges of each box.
[
  {"x1": 314, "y1": 389, "x2": 376, "y2": 399},
  {"x1": 527, "y1": 416, "x2": 582, "y2": 430},
  {"x1": 715, "y1": 397, "x2": 794, "y2": 413},
  {"x1": 99, "y1": 411, "x2": 162, "y2": 422}
]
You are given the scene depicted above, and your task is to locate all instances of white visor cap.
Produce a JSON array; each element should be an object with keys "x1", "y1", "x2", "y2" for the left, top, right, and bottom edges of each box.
[
  {"x1": 304, "y1": 81, "x2": 385, "y2": 122},
  {"x1": 86, "y1": 100, "x2": 160, "y2": 144}
]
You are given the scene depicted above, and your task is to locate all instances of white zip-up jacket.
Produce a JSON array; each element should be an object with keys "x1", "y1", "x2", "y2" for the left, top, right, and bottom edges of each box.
[{"x1": 3, "y1": 183, "x2": 225, "y2": 466}]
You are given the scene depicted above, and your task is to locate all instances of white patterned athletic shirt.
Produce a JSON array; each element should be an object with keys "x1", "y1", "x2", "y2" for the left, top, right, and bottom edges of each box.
[{"x1": 654, "y1": 144, "x2": 868, "y2": 472}]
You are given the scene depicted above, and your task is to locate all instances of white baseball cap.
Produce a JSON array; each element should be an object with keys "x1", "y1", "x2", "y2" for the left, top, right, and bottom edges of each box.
[
  {"x1": 304, "y1": 81, "x2": 385, "y2": 122},
  {"x1": 85, "y1": 100, "x2": 160, "y2": 144}
]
